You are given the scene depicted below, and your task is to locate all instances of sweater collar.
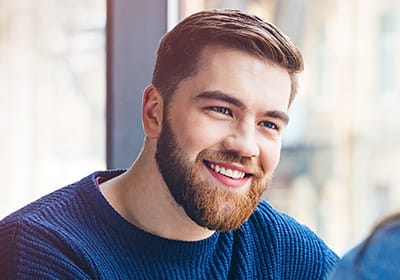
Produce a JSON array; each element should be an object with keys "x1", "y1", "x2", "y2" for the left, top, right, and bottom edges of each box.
[{"x1": 82, "y1": 170, "x2": 223, "y2": 260}]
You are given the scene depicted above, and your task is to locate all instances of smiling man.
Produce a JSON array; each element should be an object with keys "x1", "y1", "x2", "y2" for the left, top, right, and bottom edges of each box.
[{"x1": 0, "y1": 10, "x2": 339, "y2": 279}]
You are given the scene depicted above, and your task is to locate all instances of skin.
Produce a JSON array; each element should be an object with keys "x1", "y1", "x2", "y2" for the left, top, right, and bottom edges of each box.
[{"x1": 100, "y1": 44, "x2": 291, "y2": 241}]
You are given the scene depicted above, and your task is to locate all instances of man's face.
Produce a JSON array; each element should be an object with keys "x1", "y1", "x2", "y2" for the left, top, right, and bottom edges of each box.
[{"x1": 155, "y1": 45, "x2": 291, "y2": 232}]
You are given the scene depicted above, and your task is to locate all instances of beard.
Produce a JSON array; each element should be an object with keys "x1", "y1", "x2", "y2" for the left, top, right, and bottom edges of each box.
[{"x1": 155, "y1": 117, "x2": 272, "y2": 232}]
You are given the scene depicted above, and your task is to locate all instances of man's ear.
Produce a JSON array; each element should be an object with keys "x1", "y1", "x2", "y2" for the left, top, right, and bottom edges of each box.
[{"x1": 142, "y1": 85, "x2": 163, "y2": 138}]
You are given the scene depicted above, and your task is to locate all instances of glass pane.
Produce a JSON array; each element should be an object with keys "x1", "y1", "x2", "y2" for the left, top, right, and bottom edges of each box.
[{"x1": 0, "y1": 0, "x2": 106, "y2": 218}]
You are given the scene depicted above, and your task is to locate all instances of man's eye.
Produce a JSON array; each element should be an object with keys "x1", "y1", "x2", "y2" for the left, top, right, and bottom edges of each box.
[
  {"x1": 259, "y1": 121, "x2": 278, "y2": 130},
  {"x1": 210, "y1": 106, "x2": 232, "y2": 116}
]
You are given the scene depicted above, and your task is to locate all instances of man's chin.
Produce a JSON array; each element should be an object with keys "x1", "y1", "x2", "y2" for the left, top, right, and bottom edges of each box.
[{"x1": 183, "y1": 190, "x2": 262, "y2": 232}]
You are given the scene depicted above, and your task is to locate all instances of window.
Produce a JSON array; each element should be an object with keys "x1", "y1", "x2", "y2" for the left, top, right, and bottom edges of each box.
[
  {"x1": 378, "y1": 12, "x2": 398, "y2": 97},
  {"x1": 0, "y1": 0, "x2": 106, "y2": 218}
]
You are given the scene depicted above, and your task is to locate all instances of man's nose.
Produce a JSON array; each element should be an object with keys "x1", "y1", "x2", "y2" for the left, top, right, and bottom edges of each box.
[{"x1": 222, "y1": 121, "x2": 260, "y2": 158}]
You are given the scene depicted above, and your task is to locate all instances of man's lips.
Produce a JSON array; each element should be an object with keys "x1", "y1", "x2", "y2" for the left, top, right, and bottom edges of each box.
[{"x1": 203, "y1": 160, "x2": 252, "y2": 188}]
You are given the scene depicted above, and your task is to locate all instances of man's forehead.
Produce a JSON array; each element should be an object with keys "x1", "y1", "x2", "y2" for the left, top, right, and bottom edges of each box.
[{"x1": 171, "y1": 44, "x2": 291, "y2": 111}]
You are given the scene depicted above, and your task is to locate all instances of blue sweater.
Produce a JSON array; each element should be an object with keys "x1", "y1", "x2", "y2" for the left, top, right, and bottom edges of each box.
[{"x1": 0, "y1": 170, "x2": 338, "y2": 279}]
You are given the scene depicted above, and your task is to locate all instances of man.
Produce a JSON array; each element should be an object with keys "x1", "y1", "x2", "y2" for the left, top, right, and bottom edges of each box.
[{"x1": 0, "y1": 9, "x2": 338, "y2": 279}]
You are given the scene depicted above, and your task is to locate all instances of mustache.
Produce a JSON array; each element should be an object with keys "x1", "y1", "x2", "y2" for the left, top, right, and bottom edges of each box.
[{"x1": 198, "y1": 150, "x2": 265, "y2": 178}]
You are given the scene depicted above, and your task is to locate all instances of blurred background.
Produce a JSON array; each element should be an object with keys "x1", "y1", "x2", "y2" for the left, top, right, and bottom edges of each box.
[{"x1": 1, "y1": 0, "x2": 400, "y2": 255}]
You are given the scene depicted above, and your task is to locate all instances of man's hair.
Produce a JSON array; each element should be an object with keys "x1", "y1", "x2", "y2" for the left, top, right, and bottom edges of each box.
[{"x1": 152, "y1": 9, "x2": 304, "y2": 107}]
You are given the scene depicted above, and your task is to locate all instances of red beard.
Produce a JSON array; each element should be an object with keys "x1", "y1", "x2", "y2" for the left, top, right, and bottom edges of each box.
[{"x1": 155, "y1": 118, "x2": 271, "y2": 232}]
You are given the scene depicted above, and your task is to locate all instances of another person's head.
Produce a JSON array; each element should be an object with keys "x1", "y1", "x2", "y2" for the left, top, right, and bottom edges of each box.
[
  {"x1": 331, "y1": 213, "x2": 400, "y2": 279},
  {"x1": 144, "y1": 9, "x2": 303, "y2": 232}
]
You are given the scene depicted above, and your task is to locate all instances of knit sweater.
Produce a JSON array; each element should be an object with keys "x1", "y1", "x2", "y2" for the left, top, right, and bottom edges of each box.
[{"x1": 0, "y1": 170, "x2": 338, "y2": 279}]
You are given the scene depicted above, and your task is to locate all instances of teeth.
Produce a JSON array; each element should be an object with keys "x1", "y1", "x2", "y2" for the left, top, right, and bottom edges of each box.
[{"x1": 209, "y1": 163, "x2": 245, "y2": 179}]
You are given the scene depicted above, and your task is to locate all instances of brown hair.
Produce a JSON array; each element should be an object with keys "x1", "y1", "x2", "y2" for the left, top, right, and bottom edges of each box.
[{"x1": 152, "y1": 9, "x2": 304, "y2": 107}]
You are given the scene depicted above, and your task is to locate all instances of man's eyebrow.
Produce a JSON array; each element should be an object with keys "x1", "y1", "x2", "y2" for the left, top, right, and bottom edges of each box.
[
  {"x1": 264, "y1": 110, "x2": 290, "y2": 126},
  {"x1": 193, "y1": 90, "x2": 245, "y2": 109},
  {"x1": 194, "y1": 90, "x2": 290, "y2": 125}
]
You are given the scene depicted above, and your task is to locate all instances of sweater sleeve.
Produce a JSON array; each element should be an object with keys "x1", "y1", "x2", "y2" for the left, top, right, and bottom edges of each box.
[{"x1": 0, "y1": 218, "x2": 92, "y2": 280}]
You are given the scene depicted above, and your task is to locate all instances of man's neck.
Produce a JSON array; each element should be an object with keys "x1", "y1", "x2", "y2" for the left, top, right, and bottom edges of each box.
[{"x1": 99, "y1": 151, "x2": 214, "y2": 241}]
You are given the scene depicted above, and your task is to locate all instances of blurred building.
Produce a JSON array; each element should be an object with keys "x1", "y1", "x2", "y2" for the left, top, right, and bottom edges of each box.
[
  {"x1": 279, "y1": 0, "x2": 400, "y2": 253},
  {"x1": 304, "y1": 0, "x2": 400, "y2": 253}
]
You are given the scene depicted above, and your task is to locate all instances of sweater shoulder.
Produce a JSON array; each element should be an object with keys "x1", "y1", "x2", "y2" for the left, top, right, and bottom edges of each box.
[
  {"x1": 0, "y1": 170, "x2": 123, "y2": 278},
  {"x1": 247, "y1": 200, "x2": 339, "y2": 278},
  {"x1": 251, "y1": 200, "x2": 334, "y2": 249},
  {"x1": 1, "y1": 176, "x2": 87, "y2": 226},
  {"x1": 0, "y1": 172, "x2": 93, "y2": 247},
  {"x1": 0, "y1": 170, "x2": 123, "y2": 227},
  {"x1": 251, "y1": 199, "x2": 319, "y2": 240}
]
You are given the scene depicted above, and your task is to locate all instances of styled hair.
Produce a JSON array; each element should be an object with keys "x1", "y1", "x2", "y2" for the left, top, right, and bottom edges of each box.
[{"x1": 152, "y1": 9, "x2": 304, "y2": 107}]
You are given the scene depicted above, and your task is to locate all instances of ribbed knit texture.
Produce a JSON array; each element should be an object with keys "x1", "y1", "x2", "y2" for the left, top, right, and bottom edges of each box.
[{"x1": 0, "y1": 170, "x2": 338, "y2": 279}]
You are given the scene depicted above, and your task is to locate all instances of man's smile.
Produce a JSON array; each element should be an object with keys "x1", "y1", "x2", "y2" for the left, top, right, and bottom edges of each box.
[
  {"x1": 209, "y1": 163, "x2": 246, "y2": 179},
  {"x1": 203, "y1": 160, "x2": 252, "y2": 188}
]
